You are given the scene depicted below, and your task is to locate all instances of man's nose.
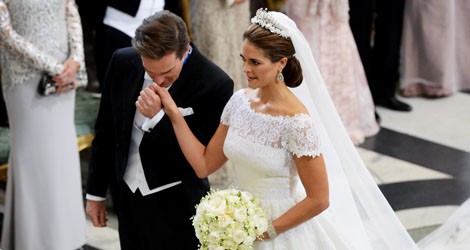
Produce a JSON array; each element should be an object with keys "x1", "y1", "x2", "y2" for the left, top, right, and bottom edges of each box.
[{"x1": 153, "y1": 76, "x2": 165, "y2": 85}]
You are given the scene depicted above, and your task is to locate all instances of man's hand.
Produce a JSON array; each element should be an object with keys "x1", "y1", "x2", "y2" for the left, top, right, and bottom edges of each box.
[
  {"x1": 136, "y1": 86, "x2": 162, "y2": 118},
  {"x1": 86, "y1": 200, "x2": 107, "y2": 227},
  {"x1": 150, "y1": 83, "x2": 180, "y2": 119}
]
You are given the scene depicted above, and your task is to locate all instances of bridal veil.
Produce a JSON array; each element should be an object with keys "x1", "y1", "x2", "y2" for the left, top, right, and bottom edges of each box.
[{"x1": 254, "y1": 10, "x2": 419, "y2": 250}]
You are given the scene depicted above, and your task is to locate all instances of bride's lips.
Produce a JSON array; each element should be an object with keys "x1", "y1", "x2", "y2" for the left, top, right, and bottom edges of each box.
[{"x1": 247, "y1": 76, "x2": 256, "y2": 81}]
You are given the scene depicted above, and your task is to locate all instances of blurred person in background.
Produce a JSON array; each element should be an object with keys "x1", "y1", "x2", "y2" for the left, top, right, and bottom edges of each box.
[
  {"x1": 286, "y1": 0, "x2": 379, "y2": 145},
  {"x1": 189, "y1": 0, "x2": 250, "y2": 188},
  {"x1": 349, "y1": 0, "x2": 412, "y2": 112},
  {"x1": 79, "y1": 0, "x2": 182, "y2": 91},
  {"x1": 400, "y1": 0, "x2": 470, "y2": 97},
  {"x1": 0, "y1": 0, "x2": 87, "y2": 249}
]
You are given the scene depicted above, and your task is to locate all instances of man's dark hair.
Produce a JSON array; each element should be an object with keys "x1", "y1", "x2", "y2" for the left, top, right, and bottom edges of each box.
[{"x1": 132, "y1": 10, "x2": 190, "y2": 60}]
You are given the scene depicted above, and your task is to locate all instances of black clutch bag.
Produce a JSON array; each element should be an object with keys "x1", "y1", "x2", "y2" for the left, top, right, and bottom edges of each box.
[{"x1": 38, "y1": 74, "x2": 56, "y2": 96}]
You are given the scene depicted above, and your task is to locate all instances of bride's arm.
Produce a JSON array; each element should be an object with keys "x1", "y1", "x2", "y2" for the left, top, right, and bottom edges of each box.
[
  {"x1": 148, "y1": 84, "x2": 229, "y2": 178},
  {"x1": 266, "y1": 154, "x2": 329, "y2": 238}
]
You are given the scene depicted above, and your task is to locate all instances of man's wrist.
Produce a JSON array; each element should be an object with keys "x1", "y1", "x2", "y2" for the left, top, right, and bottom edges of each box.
[
  {"x1": 86, "y1": 193, "x2": 106, "y2": 201},
  {"x1": 141, "y1": 109, "x2": 165, "y2": 132}
]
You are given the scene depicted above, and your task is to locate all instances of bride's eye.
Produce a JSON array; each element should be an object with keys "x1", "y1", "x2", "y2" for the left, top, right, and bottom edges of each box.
[{"x1": 250, "y1": 59, "x2": 260, "y2": 65}]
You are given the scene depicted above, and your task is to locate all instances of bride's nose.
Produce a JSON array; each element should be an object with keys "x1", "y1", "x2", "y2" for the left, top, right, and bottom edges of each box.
[{"x1": 243, "y1": 62, "x2": 251, "y2": 73}]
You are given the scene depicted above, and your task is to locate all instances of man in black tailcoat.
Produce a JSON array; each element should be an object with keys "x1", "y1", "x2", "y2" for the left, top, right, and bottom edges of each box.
[{"x1": 86, "y1": 10, "x2": 233, "y2": 250}]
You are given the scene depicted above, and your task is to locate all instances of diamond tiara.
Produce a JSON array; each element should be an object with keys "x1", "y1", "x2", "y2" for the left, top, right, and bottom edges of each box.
[{"x1": 250, "y1": 8, "x2": 289, "y2": 38}]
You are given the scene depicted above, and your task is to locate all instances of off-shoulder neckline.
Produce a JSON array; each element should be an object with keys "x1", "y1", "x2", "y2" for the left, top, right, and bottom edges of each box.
[{"x1": 237, "y1": 89, "x2": 310, "y2": 120}]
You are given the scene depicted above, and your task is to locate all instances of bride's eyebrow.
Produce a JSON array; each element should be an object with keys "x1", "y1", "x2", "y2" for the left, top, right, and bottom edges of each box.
[{"x1": 240, "y1": 54, "x2": 260, "y2": 62}]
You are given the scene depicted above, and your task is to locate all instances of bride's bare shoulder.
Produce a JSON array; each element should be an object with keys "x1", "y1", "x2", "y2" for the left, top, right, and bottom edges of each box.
[{"x1": 284, "y1": 92, "x2": 309, "y2": 117}]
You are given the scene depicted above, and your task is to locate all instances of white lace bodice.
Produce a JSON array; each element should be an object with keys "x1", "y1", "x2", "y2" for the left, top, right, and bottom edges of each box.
[
  {"x1": 221, "y1": 89, "x2": 321, "y2": 201},
  {"x1": 0, "y1": 0, "x2": 86, "y2": 91}
]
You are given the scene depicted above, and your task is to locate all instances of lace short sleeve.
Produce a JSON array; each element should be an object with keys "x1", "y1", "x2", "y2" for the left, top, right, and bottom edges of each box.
[
  {"x1": 220, "y1": 89, "x2": 244, "y2": 126},
  {"x1": 286, "y1": 114, "x2": 321, "y2": 158}
]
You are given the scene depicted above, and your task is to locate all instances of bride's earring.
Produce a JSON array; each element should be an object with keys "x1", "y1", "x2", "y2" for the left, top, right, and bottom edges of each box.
[{"x1": 276, "y1": 70, "x2": 284, "y2": 83}]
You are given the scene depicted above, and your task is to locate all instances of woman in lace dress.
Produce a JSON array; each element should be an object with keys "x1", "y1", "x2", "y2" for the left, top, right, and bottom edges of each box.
[
  {"x1": 138, "y1": 9, "x2": 418, "y2": 250},
  {"x1": 286, "y1": 0, "x2": 379, "y2": 145},
  {"x1": 0, "y1": 0, "x2": 87, "y2": 249}
]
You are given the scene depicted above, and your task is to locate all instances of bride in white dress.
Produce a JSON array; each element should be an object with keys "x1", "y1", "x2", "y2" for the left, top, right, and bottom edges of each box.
[{"x1": 138, "y1": 9, "x2": 418, "y2": 250}]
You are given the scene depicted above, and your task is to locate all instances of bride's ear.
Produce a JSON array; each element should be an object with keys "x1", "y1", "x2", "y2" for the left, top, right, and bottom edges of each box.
[{"x1": 278, "y1": 57, "x2": 288, "y2": 71}]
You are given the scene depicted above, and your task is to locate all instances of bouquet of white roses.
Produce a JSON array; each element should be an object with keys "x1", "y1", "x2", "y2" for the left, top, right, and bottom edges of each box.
[{"x1": 192, "y1": 189, "x2": 269, "y2": 250}]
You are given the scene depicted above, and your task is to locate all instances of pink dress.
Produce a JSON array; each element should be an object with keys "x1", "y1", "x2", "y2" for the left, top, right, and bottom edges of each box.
[
  {"x1": 400, "y1": 0, "x2": 470, "y2": 97},
  {"x1": 286, "y1": 0, "x2": 379, "y2": 145}
]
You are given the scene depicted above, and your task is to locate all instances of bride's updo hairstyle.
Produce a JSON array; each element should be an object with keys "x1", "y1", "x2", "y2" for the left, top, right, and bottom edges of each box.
[{"x1": 243, "y1": 23, "x2": 303, "y2": 88}]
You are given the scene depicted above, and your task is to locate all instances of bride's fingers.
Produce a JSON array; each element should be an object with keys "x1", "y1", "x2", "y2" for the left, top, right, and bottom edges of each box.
[
  {"x1": 152, "y1": 83, "x2": 170, "y2": 101},
  {"x1": 150, "y1": 84, "x2": 181, "y2": 117},
  {"x1": 148, "y1": 84, "x2": 158, "y2": 92}
]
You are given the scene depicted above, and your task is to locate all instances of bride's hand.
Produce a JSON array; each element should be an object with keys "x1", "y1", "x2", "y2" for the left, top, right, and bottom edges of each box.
[
  {"x1": 149, "y1": 83, "x2": 180, "y2": 119},
  {"x1": 255, "y1": 232, "x2": 269, "y2": 241}
]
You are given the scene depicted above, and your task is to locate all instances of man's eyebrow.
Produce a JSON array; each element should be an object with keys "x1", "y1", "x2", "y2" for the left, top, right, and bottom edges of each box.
[
  {"x1": 161, "y1": 65, "x2": 175, "y2": 74},
  {"x1": 143, "y1": 66, "x2": 155, "y2": 74},
  {"x1": 144, "y1": 65, "x2": 175, "y2": 75}
]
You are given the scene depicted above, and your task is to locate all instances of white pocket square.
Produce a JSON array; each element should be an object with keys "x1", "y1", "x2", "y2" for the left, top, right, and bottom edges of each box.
[{"x1": 178, "y1": 107, "x2": 194, "y2": 117}]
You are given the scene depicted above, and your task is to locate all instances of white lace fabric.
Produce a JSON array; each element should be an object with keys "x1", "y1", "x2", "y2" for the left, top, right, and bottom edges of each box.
[
  {"x1": 221, "y1": 89, "x2": 356, "y2": 249},
  {"x1": 221, "y1": 89, "x2": 321, "y2": 158},
  {"x1": 0, "y1": 0, "x2": 86, "y2": 91},
  {"x1": 221, "y1": 89, "x2": 321, "y2": 201}
]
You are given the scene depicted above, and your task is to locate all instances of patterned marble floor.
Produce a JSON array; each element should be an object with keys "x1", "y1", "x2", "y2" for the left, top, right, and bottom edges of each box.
[{"x1": 0, "y1": 91, "x2": 468, "y2": 250}]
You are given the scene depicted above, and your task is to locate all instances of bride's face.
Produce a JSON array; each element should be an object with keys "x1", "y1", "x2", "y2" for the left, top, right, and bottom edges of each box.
[{"x1": 240, "y1": 40, "x2": 281, "y2": 89}]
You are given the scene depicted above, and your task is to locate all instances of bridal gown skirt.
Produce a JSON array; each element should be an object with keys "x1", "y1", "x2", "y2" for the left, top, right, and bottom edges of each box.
[
  {"x1": 251, "y1": 185, "x2": 353, "y2": 250},
  {"x1": 1, "y1": 75, "x2": 86, "y2": 250}
]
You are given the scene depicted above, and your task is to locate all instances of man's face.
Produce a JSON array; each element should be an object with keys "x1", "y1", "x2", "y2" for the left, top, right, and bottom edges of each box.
[{"x1": 141, "y1": 50, "x2": 187, "y2": 88}]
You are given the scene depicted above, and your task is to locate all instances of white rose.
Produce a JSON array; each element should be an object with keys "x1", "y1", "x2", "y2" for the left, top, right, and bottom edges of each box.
[
  {"x1": 207, "y1": 231, "x2": 221, "y2": 244},
  {"x1": 194, "y1": 229, "x2": 202, "y2": 241},
  {"x1": 232, "y1": 228, "x2": 249, "y2": 244},
  {"x1": 256, "y1": 217, "x2": 268, "y2": 233},
  {"x1": 223, "y1": 238, "x2": 238, "y2": 249},
  {"x1": 217, "y1": 214, "x2": 233, "y2": 228},
  {"x1": 212, "y1": 246, "x2": 224, "y2": 250},
  {"x1": 229, "y1": 195, "x2": 241, "y2": 204},
  {"x1": 234, "y1": 208, "x2": 248, "y2": 222},
  {"x1": 192, "y1": 212, "x2": 202, "y2": 224},
  {"x1": 206, "y1": 240, "x2": 224, "y2": 250},
  {"x1": 244, "y1": 234, "x2": 256, "y2": 244},
  {"x1": 207, "y1": 196, "x2": 227, "y2": 214},
  {"x1": 199, "y1": 198, "x2": 212, "y2": 211}
]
